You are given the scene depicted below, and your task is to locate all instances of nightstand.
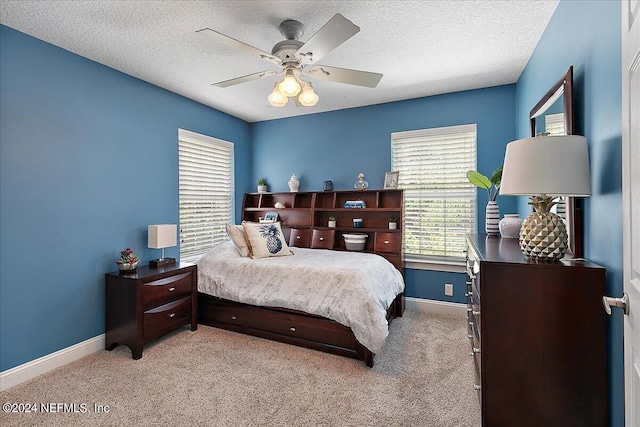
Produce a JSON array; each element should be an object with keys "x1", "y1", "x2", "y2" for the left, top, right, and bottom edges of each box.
[{"x1": 105, "y1": 262, "x2": 197, "y2": 359}]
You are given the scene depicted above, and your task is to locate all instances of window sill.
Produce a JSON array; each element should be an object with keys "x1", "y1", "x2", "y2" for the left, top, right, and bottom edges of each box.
[{"x1": 405, "y1": 259, "x2": 466, "y2": 273}]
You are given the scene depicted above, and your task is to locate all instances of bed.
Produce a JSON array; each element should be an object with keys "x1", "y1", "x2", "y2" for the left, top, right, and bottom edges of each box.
[{"x1": 197, "y1": 240, "x2": 405, "y2": 367}]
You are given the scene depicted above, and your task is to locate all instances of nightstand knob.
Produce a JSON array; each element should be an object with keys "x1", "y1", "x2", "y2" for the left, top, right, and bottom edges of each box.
[
  {"x1": 169, "y1": 313, "x2": 176, "y2": 318},
  {"x1": 290, "y1": 327, "x2": 296, "y2": 332},
  {"x1": 319, "y1": 237, "x2": 324, "y2": 241},
  {"x1": 231, "y1": 316, "x2": 237, "y2": 320},
  {"x1": 296, "y1": 236, "x2": 301, "y2": 239},
  {"x1": 384, "y1": 240, "x2": 390, "y2": 244},
  {"x1": 169, "y1": 287, "x2": 175, "y2": 292}
]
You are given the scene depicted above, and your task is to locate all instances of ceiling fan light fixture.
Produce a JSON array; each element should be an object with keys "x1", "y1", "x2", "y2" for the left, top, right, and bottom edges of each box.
[
  {"x1": 298, "y1": 83, "x2": 319, "y2": 107},
  {"x1": 268, "y1": 84, "x2": 288, "y2": 107},
  {"x1": 278, "y1": 69, "x2": 301, "y2": 97}
]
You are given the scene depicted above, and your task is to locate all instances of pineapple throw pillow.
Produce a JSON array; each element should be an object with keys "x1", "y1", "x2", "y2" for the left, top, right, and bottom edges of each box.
[{"x1": 242, "y1": 221, "x2": 293, "y2": 259}]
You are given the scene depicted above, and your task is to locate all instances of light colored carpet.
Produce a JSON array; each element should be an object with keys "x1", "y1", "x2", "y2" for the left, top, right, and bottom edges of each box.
[{"x1": 0, "y1": 310, "x2": 480, "y2": 426}]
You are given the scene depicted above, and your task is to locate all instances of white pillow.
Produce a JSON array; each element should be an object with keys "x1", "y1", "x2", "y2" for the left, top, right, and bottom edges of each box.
[
  {"x1": 242, "y1": 221, "x2": 292, "y2": 259},
  {"x1": 226, "y1": 224, "x2": 250, "y2": 257}
]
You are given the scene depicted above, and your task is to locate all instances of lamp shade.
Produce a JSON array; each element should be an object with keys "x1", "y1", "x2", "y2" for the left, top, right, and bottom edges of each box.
[
  {"x1": 268, "y1": 83, "x2": 288, "y2": 107},
  {"x1": 278, "y1": 69, "x2": 301, "y2": 97},
  {"x1": 148, "y1": 224, "x2": 177, "y2": 249},
  {"x1": 500, "y1": 135, "x2": 591, "y2": 197},
  {"x1": 298, "y1": 83, "x2": 319, "y2": 106}
]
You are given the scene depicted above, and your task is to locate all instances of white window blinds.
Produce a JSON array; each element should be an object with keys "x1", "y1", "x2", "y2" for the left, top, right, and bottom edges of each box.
[
  {"x1": 391, "y1": 124, "x2": 477, "y2": 263},
  {"x1": 178, "y1": 129, "x2": 234, "y2": 261},
  {"x1": 545, "y1": 112, "x2": 566, "y2": 136}
]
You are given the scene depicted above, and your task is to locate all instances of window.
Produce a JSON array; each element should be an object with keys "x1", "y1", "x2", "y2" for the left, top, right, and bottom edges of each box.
[
  {"x1": 178, "y1": 129, "x2": 234, "y2": 261},
  {"x1": 391, "y1": 124, "x2": 477, "y2": 267},
  {"x1": 544, "y1": 112, "x2": 565, "y2": 135}
]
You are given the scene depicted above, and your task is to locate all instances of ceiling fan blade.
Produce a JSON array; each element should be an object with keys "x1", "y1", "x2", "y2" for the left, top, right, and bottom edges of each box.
[
  {"x1": 213, "y1": 70, "x2": 280, "y2": 88},
  {"x1": 197, "y1": 28, "x2": 281, "y2": 66},
  {"x1": 295, "y1": 14, "x2": 360, "y2": 66},
  {"x1": 305, "y1": 65, "x2": 382, "y2": 88}
]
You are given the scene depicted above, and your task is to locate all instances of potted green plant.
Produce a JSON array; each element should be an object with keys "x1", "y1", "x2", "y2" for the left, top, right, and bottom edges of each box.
[
  {"x1": 328, "y1": 216, "x2": 337, "y2": 228},
  {"x1": 388, "y1": 217, "x2": 398, "y2": 229},
  {"x1": 257, "y1": 178, "x2": 267, "y2": 193},
  {"x1": 467, "y1": 166, "x2": 503, "y2": 235}
]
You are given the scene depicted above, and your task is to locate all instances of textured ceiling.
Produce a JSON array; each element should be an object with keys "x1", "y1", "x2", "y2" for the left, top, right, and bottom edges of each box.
[{"x1": 0, "y1": 1, "x2": 558, "y2": 123}]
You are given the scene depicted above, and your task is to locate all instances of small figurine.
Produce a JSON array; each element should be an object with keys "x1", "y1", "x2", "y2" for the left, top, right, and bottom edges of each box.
[{"x1": 354, "y1": 173, "x2": 368, "y2": 191}]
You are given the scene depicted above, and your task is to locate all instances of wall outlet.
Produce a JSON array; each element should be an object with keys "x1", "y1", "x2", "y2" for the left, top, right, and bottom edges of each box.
[{"x1": 444, "y1": 283, "x2": 454, "y2": 297}]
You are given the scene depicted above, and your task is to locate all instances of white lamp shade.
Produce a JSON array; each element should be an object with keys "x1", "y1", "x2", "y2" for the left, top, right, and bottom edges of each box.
[
  {"x1": 298, "y1": 84, "x2": 319, "y2": 106},
  {"x1": 500, "y1": 135, "x2": 591, "y2": 197},
  {"x1": 148, "y1": 224, "x2": 177, "y2": 249},
  {"x1": 278, "y1": 70, "x2": 301, "y2": 97},
  {"x1": 268, "y1": 84, "x2": 288, "y2": 107}
]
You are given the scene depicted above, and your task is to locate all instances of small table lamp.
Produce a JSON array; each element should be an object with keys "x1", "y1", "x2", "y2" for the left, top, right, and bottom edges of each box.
[
  {"x1": 499, "y1": 135, "x2": 591, "y2": 260},
  {"x1": 148, "y1": 224, "x2": 177, "y2": 267}
]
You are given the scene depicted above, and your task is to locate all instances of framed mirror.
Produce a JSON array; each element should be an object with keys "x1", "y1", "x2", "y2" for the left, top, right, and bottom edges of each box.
[{"x1": 529, "y1": 66, "x2": 582, "y2": 257}]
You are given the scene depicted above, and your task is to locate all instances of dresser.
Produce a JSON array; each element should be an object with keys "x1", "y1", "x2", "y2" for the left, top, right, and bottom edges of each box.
[
  {"x1": 466, "y1": 234, "x2": 607, "y2": 427},
  {"x1": 105, "y1": 263, "x2": 197, "y2": 359}
]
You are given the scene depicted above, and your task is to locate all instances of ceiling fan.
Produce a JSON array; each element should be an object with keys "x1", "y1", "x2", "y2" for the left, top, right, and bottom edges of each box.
[{"x1": 196, "y1": 14, "x2": 383, "y2": 107}]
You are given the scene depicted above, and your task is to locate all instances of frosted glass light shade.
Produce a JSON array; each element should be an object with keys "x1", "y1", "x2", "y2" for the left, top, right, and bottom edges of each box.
[
  {"x1": 148, "y1": 224, "x2": 177, "y2": 249},
  {"x1": 298, "y1": 84, "x2": 319, "y2": 106},
  {"x1": 500, "y1": 135, "x2": 591, "y2": 197},
  {"x1": 268, "y1": 84, "x2": 288, "y2": 107},
  {"x1": 278, "y1": 70, "x2": 301, "y2": 97}
]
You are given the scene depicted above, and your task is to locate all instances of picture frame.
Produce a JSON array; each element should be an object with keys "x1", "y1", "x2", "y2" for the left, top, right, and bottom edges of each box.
[
  {"x1": 259, "y1": 212, "x2": 279, "y2": 223},
  {"x1": 383, "y1": 171, "x2": 399, "y2": 189}
]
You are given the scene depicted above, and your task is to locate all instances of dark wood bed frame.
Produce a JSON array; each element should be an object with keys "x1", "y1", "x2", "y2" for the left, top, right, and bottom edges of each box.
[
  {"x1": 197, "y1": 189, "x2": 405, "y2": 367},
  {"x1": 197, "y1": 292, "x2": 404, "y2": 367}
]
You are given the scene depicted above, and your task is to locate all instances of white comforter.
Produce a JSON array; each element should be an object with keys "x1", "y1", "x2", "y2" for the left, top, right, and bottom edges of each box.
[{"x1": 197, "y1": 241, "x2": 405, "y2": 354}]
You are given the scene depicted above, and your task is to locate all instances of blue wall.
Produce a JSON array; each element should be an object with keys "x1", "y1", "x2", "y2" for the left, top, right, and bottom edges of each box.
[
  {"x1": 515, "y1": 1, "x2": 623, "y2": 425},
  {"x1": 252, "y1": 85, "x2": 518, "y2": 302},
  {"x1": 0, "y1": 25, "x2": 252, "y2": 371}
]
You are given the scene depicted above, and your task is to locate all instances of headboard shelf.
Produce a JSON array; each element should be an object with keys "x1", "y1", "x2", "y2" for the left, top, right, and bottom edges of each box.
[{"x1": 242, "y1": 189, "x2": 404, "y2": 273}]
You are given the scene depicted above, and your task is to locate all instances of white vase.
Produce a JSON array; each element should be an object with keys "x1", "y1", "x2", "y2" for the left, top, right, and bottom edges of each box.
[
  {"x1": 328, "y1": 220, "x2": 336, "y2": 228},
  {"x1": 499, "y1": 214, "x2": 523, "y2": 239},
  {"x1": 389, "y1": 222, "x2": 397, "y2": 229},
  {"x1": 288, "y1": 174, "x2": 300, "y2": 192},
  {"x1": 486, "y1": 201, "x2": 500, "y2": 236},
  {"x1": 257, "y1": 185, "x2": 267, "y2": 193}
]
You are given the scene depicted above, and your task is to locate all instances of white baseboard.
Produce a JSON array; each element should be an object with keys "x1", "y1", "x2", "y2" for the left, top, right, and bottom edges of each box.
[
  {"x1": 0, "y1": 334, "x2": 105, "y2": 392},
  {"x1": 405, "y1": 297, "x2": 466, "y2": 317}
]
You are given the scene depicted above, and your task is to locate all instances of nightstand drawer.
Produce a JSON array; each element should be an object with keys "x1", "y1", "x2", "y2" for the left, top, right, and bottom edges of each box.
[
  {"x1": 144, "y1": 296, "x2": 191, "y2": 340},
  {"x1": 311, "y1": 229, "x2": 335, "y2": 249},
  {"x1": 374, "y1": 232, "x2": 401, "y2": 253},
  {"x1": 289, "y1": 228, "x2": 310, "y2": 248},
  {"x1": 143, "y1": 272, "x2": 192, "y2": 310}
]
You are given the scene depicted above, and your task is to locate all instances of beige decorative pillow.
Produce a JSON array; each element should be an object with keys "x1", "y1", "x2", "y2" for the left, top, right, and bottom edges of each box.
[
  {"x1": 226, "y1": 224, "x2": 250, "y2": 257},
  {"x1": 242, "y1": 221, "x2": 292, "y2": 259}
]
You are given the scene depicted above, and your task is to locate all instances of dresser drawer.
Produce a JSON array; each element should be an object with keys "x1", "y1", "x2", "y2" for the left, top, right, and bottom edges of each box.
[
  {"x1": 311, "y1": 229, "x2": 335, "y2": 249},
  {"x1": 473, "y1": 350, "x2": 482, "y2": 402},
  {"x1": 144, "y1": 296, "x2": 191, "y2": 340},
  {"x1": 289, "y1": 228, "x2": 310, "y2": 248},
  {"x1": 374, "y1": 232, "x2": 401, "y2": 253},
  {"x1": 143, "y1": 272, "x2": 192, "y2": 310}
]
